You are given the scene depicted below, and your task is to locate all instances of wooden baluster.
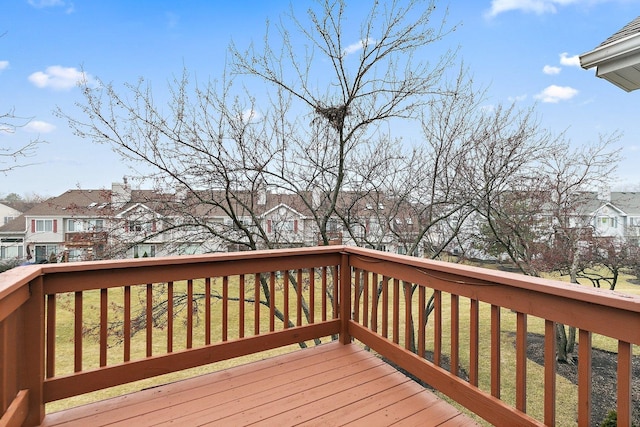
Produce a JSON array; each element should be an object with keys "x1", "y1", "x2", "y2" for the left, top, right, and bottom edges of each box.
[
  {"x1": 393, "y1": 278, "x2": 400, "y2": 345},
  {"x1": 296, "y1": 270, "x2": 302, "y2": 327},
  {"x1": 166, "y1": 282, "x2": 173, "y2": 353},
  {"x1": 124, "y1": 285, "x2": 131, "y2": 361},
  {"x1": 515, "y1": 312, "x2": 527, "y2": 412},
  {"x1": 255, "y1": 273, "x2": 261, "y2": 334},
  {"x1": 381, "y1": 276, "x2": 388, "y2": 339},
  {"x1": 353, "y1": 269, "x2": 361, "y2": 324},
  {"x1": 206, "y1": 278, "x2": 212, "y2": 345},
  {"x1": 222, "y1": 277, "x2": 228, "y2": 341},
  {"x1": 74, "y1": 291, "x2": 82, "y2": 372},
  {"x1": 333, "y1": 266, "x2": 339, "y2": 319},
  {"x1": 434, "y1": 290, "x2": 442, "y2": 367},
  {"x1": 339, "y1": 254, "x2": 352, "y2": 344},
  {"x1": 46, "y1": 293, "x2": 56, "y2": 378},
  {"x1": 578, "y1": 329, "x2": 592, "y2": 426},
  {"x1": 450, "y1": 294, "x2": 459, "y2": 377},
  {"x1": 308, "y1": 268, "x2": 315, "y2": 324},
  {"x1": 371, "y1": 273, "x2": 378, "y2": 333},
  {"x1": 544, "y1": 320, "x2": 556, "y2": 425},
  {"x1": 617, "y1": 341, "x2": 632, "y2": 427},
  {"x1": 100, "y1": 288, "x2": 108, "y2": 366},
  {"x1": 404, "y1": 281, "x2": 411, "y2": 351},
  {"x1": 239, "y1": 275, "x2": 245, "y2": 338},
  {"x1": 469, "y1": 299, "x2": 479, "y2": 386},
  {"x1": 283, "y1": 271, "x2": 289, "y2": 329},
  {"x1": 490, "y1": 304, "x2": 500, "y2": 398},
  {"x1": 146, "y1": 284, "x2": 153, "y2": 356},
  {"x1": 418, "y1": 285, "x2": 425, "y2": 358},
  {"x1": 322, "y1": 267, "x2": 328, "y2": 322},
  {"x1": 269, "y1": 272, "x2": 276, "y2": 332},
  {"x1": 186, "y1": 280, "x2": 193, "y2": 349},
  {"x1": 363, "y1": 271, "x2": 369, "y2": 328}
]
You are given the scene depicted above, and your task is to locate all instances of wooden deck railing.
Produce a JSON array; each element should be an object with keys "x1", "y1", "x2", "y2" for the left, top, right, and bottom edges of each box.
[{"x1": 1, "y1": 246, "x2": 638, "y2": 426}]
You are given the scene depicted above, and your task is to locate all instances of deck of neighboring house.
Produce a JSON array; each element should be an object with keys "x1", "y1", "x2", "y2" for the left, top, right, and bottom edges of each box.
[{"x1": 41, "y1": 342, "x2": 477, "y2": 426}]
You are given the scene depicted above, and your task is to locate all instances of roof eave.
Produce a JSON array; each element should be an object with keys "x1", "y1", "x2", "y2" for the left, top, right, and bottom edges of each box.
[{"x1": 580, "y1": 33, "x2": 640, "y2": 92}]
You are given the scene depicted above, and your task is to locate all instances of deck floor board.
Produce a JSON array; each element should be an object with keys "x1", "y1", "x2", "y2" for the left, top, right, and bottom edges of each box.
[{"x1": 42, "y1": 342, "x2": 480, "y2": 427}]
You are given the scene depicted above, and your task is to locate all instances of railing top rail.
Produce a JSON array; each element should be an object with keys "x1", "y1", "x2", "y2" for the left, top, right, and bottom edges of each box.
[
  {"x1": 2, "y1": 245, "x2": 639, "y2": 312},
  {"x1": 343, "y1": 246, "x2": 640, "y2": 314},
  {"x1": 38, "y1": 245, "x2": 344, "y2": 274},
  {"x1": 0, "y1": 263, "x2": 41, "y2": 300}
]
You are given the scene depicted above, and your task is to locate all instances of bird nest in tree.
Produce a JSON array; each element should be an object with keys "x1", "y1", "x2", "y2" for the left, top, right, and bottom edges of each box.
[{"x1": 315, "y1": 104, "x2": 349, "y2": 129}]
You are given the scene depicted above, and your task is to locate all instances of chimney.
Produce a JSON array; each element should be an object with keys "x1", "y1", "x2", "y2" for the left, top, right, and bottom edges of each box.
[
  {"x1": 112, "y1": 179, "x2": 131, "y2": 209},
  {"x1": 257, "y1": 182, "x2": 267, "y2": 206},
  {"x1": 598, "y1": 186, "x2": 611, "y2": 203}
]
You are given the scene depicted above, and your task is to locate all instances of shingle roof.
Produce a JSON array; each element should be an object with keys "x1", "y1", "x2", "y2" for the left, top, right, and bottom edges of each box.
[
  {"x1": 25, "y1": 189, "x2": 112, "y2": 216},
  {"x1": 0, "y1": 214, "x2": 27, "y2": 233},
  {"x1": 598, "y1": 16, "x2": 640, "y2": 47}
]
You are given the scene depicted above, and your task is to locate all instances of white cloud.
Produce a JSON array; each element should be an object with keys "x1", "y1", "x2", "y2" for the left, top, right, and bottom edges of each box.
[
  {"x1": 24, "y1": 120, "x2": 56, "y2": 133},
  {"x1": 28, "y1": 66, "x2": 94, "y2": 90},
  {"x1": 241, "y1": 108, "x2": 261, "y2": 123},
  {"x1": 543, "y1": 65, "x2": 561, "y2": 75},
  {"x1": 28, "y1": 0, "x2": 74, "y2": 13},
  {"x1": 534, "y1": 85, "x2": 578, "y2": 103},
  {"x1": 486, "y1": 0, "x2": 580, "y2": 18},
  {"x1": 508, "y1": 94, "x2": 528, "y2": 102},
  {"x1": 0, "y1": 61, "x2": 8, "y2": 71},
  {"x1": 559, "y1": 52, "x2": 580, "y2": 67},
  {"x1": 343, "y1": 38, "x2": 375, "y2": 57}
]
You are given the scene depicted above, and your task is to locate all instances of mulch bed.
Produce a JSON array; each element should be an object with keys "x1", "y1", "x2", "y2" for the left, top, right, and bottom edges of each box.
[
  {"x1": 520, "y1": 332, "x2": 640, "y2": 426},
  {"x1": 387, "y1": 334, "x2": 639, "y2": 426}
]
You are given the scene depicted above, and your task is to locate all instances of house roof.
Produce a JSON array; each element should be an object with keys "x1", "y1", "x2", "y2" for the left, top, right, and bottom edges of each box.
[
  {"x1": 25, "y1": 189, "x2": 113, "y2": 217},
  {"x1": 0, "y1": 200, "x2": 37, "y2": 213},
  {"x1": 580, "y1": 16, "x2": 640, "y2": 91},
  {"x1": 579, "y1": 191, "x2": 640, "y2": 216},
  {"x1": 0, "y1": 214, "x2": 27, "y2": 233}
]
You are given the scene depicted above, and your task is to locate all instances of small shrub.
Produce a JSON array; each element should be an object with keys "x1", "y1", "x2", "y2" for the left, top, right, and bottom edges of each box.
[{"x1": 601, "y1": 410, "x2": 639, "y2": 427}]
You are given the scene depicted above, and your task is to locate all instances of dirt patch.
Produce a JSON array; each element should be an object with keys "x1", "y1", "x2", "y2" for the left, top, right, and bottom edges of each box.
[{"x1": 518, "y1": 332, "x2": 640, "y2": 426}]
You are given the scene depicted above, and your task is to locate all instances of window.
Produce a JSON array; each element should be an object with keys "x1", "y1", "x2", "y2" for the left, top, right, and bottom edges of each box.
[
  {"x1": 133, "y1": 244, "x2": 155, "y2": 258},
  {"x1": 282, "y1": 220, "x2": 295, "y2": 232},
  {"x1": 35, "y1": 219, "x2": 54, "y2": 232},
  {"x1": 67, "y1": 249, "x2": 85, "y2": 262},
  {"x1": 68, "y1": 219, "x2": 104, "y2": 232},
  {"x1": 35, "y1": 244, "x2": 58, "y2": 263},
  {"x1": 1, "y1": 245, "x2": 23, "y2": 259},
  {"x1": 3, "y1": 216, "x2": 15, "y2": 225},
  {"x1": 128, "y1": 221, "x2": 143, "y2": 232}
]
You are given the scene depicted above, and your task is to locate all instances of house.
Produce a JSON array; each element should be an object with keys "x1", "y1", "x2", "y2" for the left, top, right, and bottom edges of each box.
[
  {"x1": 580, "y1": 16, "x2": 640, "y2": 91},
  {"x1": 24, "y1": 182, "x2": 640, "y2": 265},
  {"x1": 0, "y1": 199, "x2": 37, "y2": 263},
  {"x1": 581, "y1": 190, "x2": 640, "y2": 244}
]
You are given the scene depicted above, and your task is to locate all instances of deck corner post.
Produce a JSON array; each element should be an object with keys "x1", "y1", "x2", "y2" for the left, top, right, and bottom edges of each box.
[
  {"x1": 339, "y1": 252, "x2": 352, "y2": 344},
  {"x1": 21, "y1": 276, "x2": 45, "y2": 427}
]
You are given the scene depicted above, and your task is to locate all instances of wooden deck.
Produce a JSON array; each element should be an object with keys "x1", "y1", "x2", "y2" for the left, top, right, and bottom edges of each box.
[{"x1": 40, "y1": 342, "x2": 480, "y2": 426}]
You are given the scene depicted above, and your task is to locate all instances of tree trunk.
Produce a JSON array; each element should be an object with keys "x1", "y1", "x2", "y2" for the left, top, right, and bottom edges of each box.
[{"x1": 556, "y1": 323, "x2": 569, "y2": 363}]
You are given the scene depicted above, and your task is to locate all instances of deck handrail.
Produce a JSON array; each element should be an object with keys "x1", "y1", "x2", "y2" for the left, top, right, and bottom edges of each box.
[{"x1": 1, "y1": 246, "x2": 638, "y2": 426}]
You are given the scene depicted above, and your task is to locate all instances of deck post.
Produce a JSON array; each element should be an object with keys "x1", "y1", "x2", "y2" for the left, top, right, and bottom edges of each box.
[
  {"x1": 339, "y1": 252, "x2": 351, "y2": 344},
  {"x1": 21, "y1": 277, "x2": 45, "y2": 426}
]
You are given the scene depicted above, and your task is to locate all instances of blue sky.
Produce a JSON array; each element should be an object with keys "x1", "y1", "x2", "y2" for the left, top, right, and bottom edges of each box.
[{"x1": 1, "y1": 0, "x2": 640, "y2": 198}]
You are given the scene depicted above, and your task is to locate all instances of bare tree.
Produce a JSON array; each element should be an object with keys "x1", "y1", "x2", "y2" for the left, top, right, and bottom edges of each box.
[
  {"x1": 476, "y1": 133, "x2": 622, "y2": 362},
  {"x1": 58, "y1": 0, "x2": 465, "y2": 343},
  {"x1": 1, "y1": 109, "x2": 44, "y2": 174}
]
